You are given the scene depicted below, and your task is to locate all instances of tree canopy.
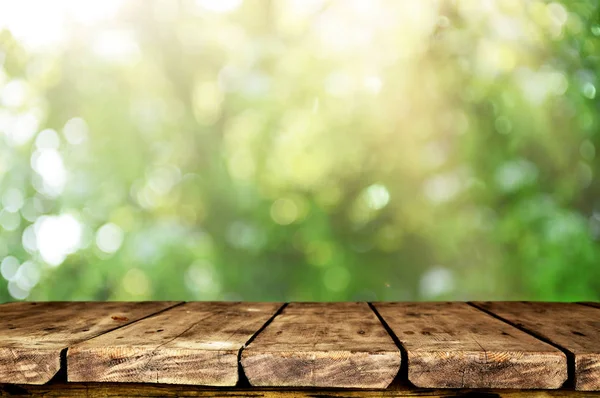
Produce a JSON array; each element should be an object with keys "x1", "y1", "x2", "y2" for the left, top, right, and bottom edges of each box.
[{"x1": 0, "y1": 0, "x2": 599, "y2": 302}]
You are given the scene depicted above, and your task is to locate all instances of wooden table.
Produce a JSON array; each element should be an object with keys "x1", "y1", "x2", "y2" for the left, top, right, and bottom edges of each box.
[{"x1": 1, "y1": 301, "x2": 600, "y2": 397}]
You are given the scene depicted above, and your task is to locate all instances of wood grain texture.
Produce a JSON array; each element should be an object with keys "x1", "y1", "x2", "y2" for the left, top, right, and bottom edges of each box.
[
  {"x1": 474, "y1": 301, "x2": 600, "y2": 391},
  {"x1": 241, "y1": 302, "x2": 401, "y2": 389},
  {"x1": 3, "y1": 383, "x2": 600, "y2": 397},
  {"x1": 68, "y1": 302, "x2": 282, "y2": 386},
  {"x1": 374, "y1": 302, "x2": 567, "y2": 389},
  {"x1": 0, "y1": 301, "x2": 178, "y2": 384}
]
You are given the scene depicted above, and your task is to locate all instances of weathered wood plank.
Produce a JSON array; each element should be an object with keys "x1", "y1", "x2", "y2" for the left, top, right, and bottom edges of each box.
[
  {"x1": 373, "y1": 302, "x2": 567, "y2": 389},
  {"x1": 2, "y1": 383, "x2": 600, "y2": 397},
  {"x1": 0, "y1": 301, "x2": 179, "y2": 384},
  {"x1": 241, "y1": 302, "x2": 401, "y2": 389},
  {"x1": 68, "y1": 302, "x2": 282, "y2": 386},
  {"x1": 580, "y1": 302, "x2": 600, "y2": 309},
  {"x1": 473, "y1": 301, "x2": 600, "y2": 391}
]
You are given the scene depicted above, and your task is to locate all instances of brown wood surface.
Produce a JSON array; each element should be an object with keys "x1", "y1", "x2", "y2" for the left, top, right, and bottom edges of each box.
[
  {"x1": 0, "y1": 301, "x2": 178, "y2": 385},
  {"x1": 3, "y1": 383, "x2": 600, "y2": 397},
  {"x1": 473, "y1": 301, "x2": 600, "y2": 391},
  {"x1": 68, "y1": 302, "x2": 282, "y2": 386},
  {"x1": 2, "y1": 301, "x2": 597, "y2": 391},
  {"x1": 373, "y1": 302, "x2": 567, "y2": 389},
  {"x1": 581, "y1": 302, "x2": 600, "y2": 309},
  {"x1": 241, "y1": 302, "x2": 401, "y2": 389}
]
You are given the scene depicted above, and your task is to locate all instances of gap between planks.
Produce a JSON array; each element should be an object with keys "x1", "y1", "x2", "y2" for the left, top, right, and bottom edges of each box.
[
  {"x1": 372, "y1": 302, "x2": 567, "y2": 389},
  {"x1": 236, "y1": 302, "x2": 288, "y2": 387},
  {"x1": 468, "y1": 301, "x2": 577, "y2": 390},
  {"x1": 0, "y1": 301, "x2": 183, "y2": 385},
  {"x1": 43, "y1": 302, "x2": 288, "y2": 386},
  {"x1": 240, "y1": 302, "x2": 402, "y2": 389},
  {"x1": 372, "y1": 300, "x2": 575, "y2": 391},
  {"x1": 368, "y1": 302, "x2": 409, "y2": 387},
  {"x1": 471, "y1": 302, "x2": 600, "y2": 391},
  {"x1": 67, "y1": 302, "x2": 285, "y2": 385}
]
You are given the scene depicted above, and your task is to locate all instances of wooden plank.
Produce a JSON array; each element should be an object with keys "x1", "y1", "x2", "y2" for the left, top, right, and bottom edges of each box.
[
  {"x1": 67, "y1": 302, "x2": 282, "y2": 386},
  {"x1": 240, "y1": 302, "x2": 401, "y2": 389},
  {"x1": 373, "y1": 302, "x2": 567, "y2": 389},
  {"x1": 3, "y1": 383, "x2": 600, "y2": 397},
  {"x1": 580, "y1": 302, "x2": 600, "y2": 309},
  {"x1": 474, "y1": 301, "x2": 600, "y2": 391},
  {"x1": 0, "y1": 301, "x2": 178, "y2": 384}
]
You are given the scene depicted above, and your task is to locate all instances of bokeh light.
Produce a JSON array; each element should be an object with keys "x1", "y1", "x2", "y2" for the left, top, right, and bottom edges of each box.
[{"x1": 0, "y1": 0, "x2": 599, "y2": 301}]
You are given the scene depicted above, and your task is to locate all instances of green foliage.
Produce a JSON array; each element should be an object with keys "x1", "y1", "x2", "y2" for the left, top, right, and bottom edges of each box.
[{"x1": 0, "y1": 0, "x2": 599, "y2": 302}]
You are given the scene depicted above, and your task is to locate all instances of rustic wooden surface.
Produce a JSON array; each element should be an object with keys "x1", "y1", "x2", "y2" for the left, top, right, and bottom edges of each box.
[
  {"x1": 241, "y1": 302, "x2": 401, "y2": 389},
  {"x1": 3, "y1": 383, "x2": 600, "y2": 397},
  {"x1": 0, "y1": 301, "x2": 178, "y2": 385},
  {"x1": 473, "y1": 301, "x2": 600, "y2": 391},
  {"x1": 373, "y1": 302, "x2": 567, "y2": 389},
  {"x1": 2, "y1": 301, "x2": 600, "y2": 392},
  {"x1": 68, "y1": 302, "x2": 283, "y2": 386}
]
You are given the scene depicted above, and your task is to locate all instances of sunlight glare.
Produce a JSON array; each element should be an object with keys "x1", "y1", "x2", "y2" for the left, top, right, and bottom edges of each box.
[
  {"x1": 0, "y1": 0, "x2": 123, "y2": 51},
  {"x1": 196, "y1": 0, "x2": 243, "y2": 13},
  {"x1": 34, "y1": 214, "x2": 82, "y2": 266}
]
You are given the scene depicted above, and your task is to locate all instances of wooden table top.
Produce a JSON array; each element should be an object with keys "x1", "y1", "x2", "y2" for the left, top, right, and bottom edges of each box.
[{"x1": 0, "y1": 301, "x2": 600, "y2": 397}]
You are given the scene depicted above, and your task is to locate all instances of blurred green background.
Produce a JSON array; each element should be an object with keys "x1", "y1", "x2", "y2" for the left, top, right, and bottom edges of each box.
[{"x1": 0, "y1": 0, "x2": 599, "y2": 302}]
